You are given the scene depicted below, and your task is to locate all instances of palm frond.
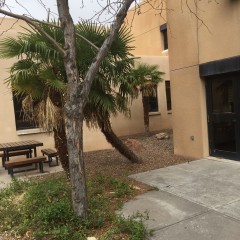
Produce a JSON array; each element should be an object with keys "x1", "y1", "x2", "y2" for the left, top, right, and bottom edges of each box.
[
  {"x1": 35, "y1": 96, "x2": 63, "y2": 131},
  {"x1": 129, "y1": 63, "x2": 165, "y2": 97}
]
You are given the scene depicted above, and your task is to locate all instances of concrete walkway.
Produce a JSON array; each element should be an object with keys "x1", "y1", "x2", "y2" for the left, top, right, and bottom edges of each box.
[{"x1": 121, "y1": 158, "x2": 240, "y2": 239}]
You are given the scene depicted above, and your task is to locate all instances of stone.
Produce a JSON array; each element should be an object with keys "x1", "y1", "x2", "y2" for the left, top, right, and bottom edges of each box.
[
  {"x1": 156, "y1": 132, "x2": 170, "y2": 140},
  {"x1": 124, "y1": 139, "x2": 144, "y2": 151},
  {"x1": 87, "y1": 237, "x2": 97, "y2": 240}
]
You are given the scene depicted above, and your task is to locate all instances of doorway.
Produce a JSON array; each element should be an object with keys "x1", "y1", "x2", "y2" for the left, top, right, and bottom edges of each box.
[{"x1": 206, "y1": 73, "x2": 240, "y2": 160}]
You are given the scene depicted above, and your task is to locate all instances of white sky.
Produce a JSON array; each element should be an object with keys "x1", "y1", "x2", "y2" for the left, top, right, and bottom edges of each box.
[{"x1": 2, "y1": 0, "x2": 137, "y2": 23}]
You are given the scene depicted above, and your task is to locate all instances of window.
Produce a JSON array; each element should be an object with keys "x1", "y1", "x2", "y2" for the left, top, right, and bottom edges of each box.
[
  {"x1": 148, "y1": 88, "x2": 159, "y2": 112},
  {"x1": 165, "y1": 81, "x2": 172, "y2": 111},
  {"x1": 160, "y1": 23, "x2": 168, "y2": 50},
  {"x1": 13, "y1": 94, "x2": 37, "y2": 130}
]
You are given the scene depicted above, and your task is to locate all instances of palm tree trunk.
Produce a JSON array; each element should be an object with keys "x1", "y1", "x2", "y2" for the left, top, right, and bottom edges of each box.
[
  {"x1": 49, "y1": 89, "x2": 70, "y2": 174},
  {"x1": 142, "y1": 96, "x2": 150, "y2": 135},
  {"x1": 98, "y1": 117, "x2": 143, "y2": 164},
  {"x1": 53, "y1": 126, "x2": 69, "y2": 174}
]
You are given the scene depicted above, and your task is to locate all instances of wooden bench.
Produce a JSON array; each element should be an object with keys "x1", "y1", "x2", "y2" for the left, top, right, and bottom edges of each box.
[
  {"x1": 41, "y1": 149, "x2": 59, "y2": 167},
  {"x1": 5, "y1": 156, "x2": 46, "y2": 177},
  {"x1": 0, "y1": 149, "x2": 32, "y2": 167}
]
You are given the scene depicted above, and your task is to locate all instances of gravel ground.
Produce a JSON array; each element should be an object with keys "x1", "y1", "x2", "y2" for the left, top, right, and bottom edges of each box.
[{"x1": 84, "y1": 129, "x2": 194, "y2": 179}]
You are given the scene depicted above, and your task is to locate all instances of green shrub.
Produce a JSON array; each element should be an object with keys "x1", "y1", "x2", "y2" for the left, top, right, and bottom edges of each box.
[{"x1": 0, "y1": 174, "x2": 148, "y2": 239}]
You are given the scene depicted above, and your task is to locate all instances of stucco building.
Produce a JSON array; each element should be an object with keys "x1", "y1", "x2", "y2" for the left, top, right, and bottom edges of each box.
[
  {"x1": 0, "y1": 15, "x2": 171, "y2": 154},
  {"x1": 127, "y1": 0, "x2": 240, "y2": 161},
  {"x1": 166, "y1": 0, "x2": 240, "y2": 159}
]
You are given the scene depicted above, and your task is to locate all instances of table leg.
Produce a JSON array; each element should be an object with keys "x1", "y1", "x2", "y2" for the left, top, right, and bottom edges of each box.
[
  {"x1": 3, "y1": 151, "x2": 9, "y2": 169},
  {"x1": 39, "y1": 161, "x2": 44, "y2": 173},
  {"x1": 2, "y1": 154, "x2": 5, "y2": 168},
  {"x1": 33, "y1": 147, "x2": 37, "y2": 157}
]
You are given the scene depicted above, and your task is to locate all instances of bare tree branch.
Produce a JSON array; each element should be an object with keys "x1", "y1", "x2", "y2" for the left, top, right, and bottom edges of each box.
[
  {"x1": 79, "y1": 0, "x2": 135, "y2": 110},
  {"x1": 0, "y1": 8, "x2": 65, "y2": 55}
]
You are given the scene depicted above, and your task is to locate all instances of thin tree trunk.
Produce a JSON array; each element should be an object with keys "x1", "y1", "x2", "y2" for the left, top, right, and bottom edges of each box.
[
  {"x1": 142, "y1": 96, "x2": 150, "y2": 135},
  {"x1": 98, "y1": 117, "x2": 143, "y2": 164},
  {"x1": 65, "y1": 116, "x2": 88, "y2": 218},
  {"x1": 57, "y1": 0, "x2": 88, "y2": 218},
  {"x1": 57, "y1": 0, "x2": 135, "y2": 218}
]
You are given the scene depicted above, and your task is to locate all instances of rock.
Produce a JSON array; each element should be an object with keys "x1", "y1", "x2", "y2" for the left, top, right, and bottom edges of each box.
[
  {"x1": 156, "y1": 132, "x2": 170, "y2": 140},
  {"x1": 132, "y1": 185, "x2": 141, "y2": 190},
  {"x1": 124, "y1": 139, "x2": 144, "y2": 151},
  {"x1": 87, "y1": 237, "x2": 97, "y2": 240}
]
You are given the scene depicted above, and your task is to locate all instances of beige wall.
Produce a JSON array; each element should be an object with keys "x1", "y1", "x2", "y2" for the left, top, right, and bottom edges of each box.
[
  {"x1": 166, "y1": 0, "x2": 240, "y2": 159},
  {"x1": 167, "y1": 1, "x2": 198, "y2": 70},
  {"x1": 112, "y1": 55, "x2": 172, "y2": 136},
  {"x1": 126, "y1": 0, "x2": 167, "y2": 56},
  {"x1": 170, "y1": 66, "x2": 208, "y2": 158},
  {"x1": 197, "y1": 1, "x2": 240, "y2": 64}
]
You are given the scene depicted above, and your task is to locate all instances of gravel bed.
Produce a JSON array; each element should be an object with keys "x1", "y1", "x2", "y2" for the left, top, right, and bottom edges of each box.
[{"x1": 84, "y1": 129, "x2": 194, "y2": 179}]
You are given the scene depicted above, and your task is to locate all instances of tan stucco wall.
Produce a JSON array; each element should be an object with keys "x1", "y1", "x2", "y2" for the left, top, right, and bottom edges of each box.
[
  {"x1": 166, "y1": 1, "x2": 198, "y2": 71},
  {"x1": 166, "y1": 0, "x2": 240, "y2": 159},
  {"x1": 112, "y1": 55, "x2": 172, "y2": 136},
  {"x1": 170, "y1": 66, "x2": 208, "y2": 158},
  {"x1": 126, "y1": 0, "x2": 167, "y2": 56},
  {"x1": 197, "y1": 1, "x2": 240, "y2": 64}
]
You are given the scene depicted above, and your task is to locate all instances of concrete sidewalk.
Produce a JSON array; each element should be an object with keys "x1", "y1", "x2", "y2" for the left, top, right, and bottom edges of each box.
[{"x1": 121, "y1": 158, "x2": 240, "y2": 239}]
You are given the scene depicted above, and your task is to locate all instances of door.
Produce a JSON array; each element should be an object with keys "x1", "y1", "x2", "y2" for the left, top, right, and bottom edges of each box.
[{"x1": 206, "y1": 74, "x2": 240, "y2": 159}]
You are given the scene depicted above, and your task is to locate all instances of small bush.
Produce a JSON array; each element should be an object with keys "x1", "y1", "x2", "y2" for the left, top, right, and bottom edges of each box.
[{"x1": 115, "y1": 214, "x2": 148, "y2": 240}]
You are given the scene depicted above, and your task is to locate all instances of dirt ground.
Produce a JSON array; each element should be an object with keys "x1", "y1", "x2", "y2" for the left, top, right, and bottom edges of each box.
[{"x1": 84, "y1": 129, "x2": 194, "y2": 180}]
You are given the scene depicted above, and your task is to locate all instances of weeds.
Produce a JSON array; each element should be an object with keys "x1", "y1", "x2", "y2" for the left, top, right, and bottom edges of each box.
[{"x1": 0, "y1": 173, "x2": 149, "y2": 239}]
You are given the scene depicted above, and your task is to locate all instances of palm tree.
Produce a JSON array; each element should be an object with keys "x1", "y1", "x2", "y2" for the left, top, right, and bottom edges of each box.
[
  {"x1": 129, "y1": 63, "x2": 164, "y2": 135},
  {"x1": 0, "y1": 22, "x2": 142, "y2": 173}
]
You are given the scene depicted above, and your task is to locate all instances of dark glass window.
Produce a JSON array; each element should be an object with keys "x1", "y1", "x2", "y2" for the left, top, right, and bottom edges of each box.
[
  {"x1": 13, "y1": 94, "x2": 37, "y2": 130},
  {"x1": 211, "y1": 78, "x2": 234, "y2": 113},
  {"x1": 149, "y1": 88, "x2": 159, "y2": 112},
  {"x1": 165, "y1": 81, "x2": 172, "y2": 111},
  {"x1": 160, "y1": 23, "x2": 168, "y2": 50}
]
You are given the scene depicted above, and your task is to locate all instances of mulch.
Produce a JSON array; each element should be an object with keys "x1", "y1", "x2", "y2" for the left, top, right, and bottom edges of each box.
[{"x1": 84, "y1": 129, "x2": 194, "y2": 180}]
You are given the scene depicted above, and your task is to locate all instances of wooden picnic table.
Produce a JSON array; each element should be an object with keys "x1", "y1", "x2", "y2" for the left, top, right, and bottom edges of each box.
[{"x1": 0, "y1": 140, "x2": 43, "y2": 167}]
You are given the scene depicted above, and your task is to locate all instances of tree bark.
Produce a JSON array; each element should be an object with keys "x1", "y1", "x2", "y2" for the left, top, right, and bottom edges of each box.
[
  {"x1": 57, "y1": 0, "x2": 88, "y2": 218},
  {"x1": 142, "y1": 95, "x2": 150, "y2": 135},
  {"x1": 98, "y1": 117, "x2": 143, "y2": 164},
  {"x1": 57, "y1": 0, "x2": 134, "y2": 218}
]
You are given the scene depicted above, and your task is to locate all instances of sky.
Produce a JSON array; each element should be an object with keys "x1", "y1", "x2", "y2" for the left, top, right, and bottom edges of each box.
[{"x1": 2, "y1": 0, "x2": 137, "y2": 23}]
